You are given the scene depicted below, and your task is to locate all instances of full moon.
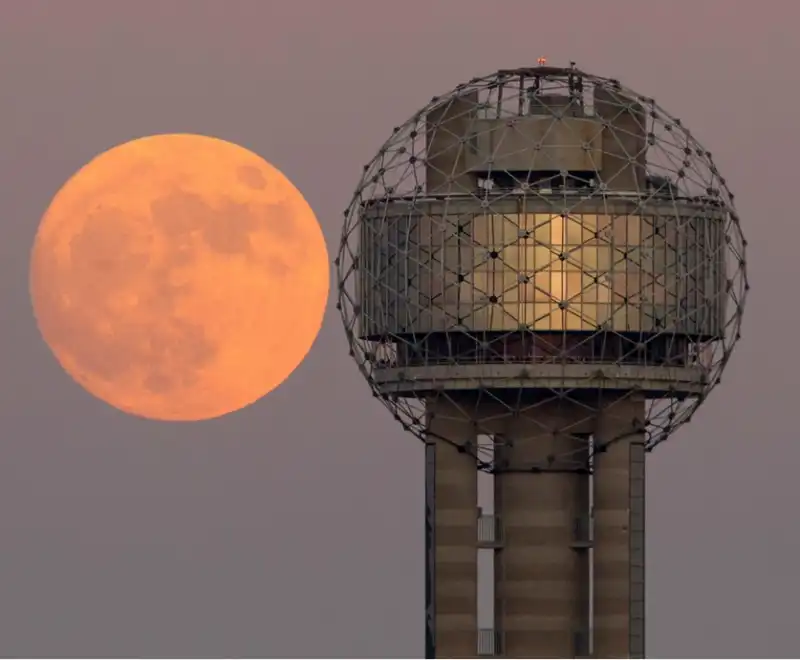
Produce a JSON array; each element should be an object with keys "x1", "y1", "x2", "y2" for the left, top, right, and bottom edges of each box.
[{"x1": 30, "y1": 134, "x2": 329, "y2": 421}]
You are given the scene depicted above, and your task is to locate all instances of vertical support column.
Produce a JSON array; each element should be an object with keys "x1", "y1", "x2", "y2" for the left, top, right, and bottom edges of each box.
[
  {"x1": 629, "y1": 435, "x2": 646, "y2": 657},
  {"x1": 593, "y1": 397, "x2": 646, "y2": 659},
  {"x1": 492, "y1": 436, "x2": 506, "y2": 653},
  {"x1": 427, "y1": 398, "x2": 478, "y2": 658},
  {"x1": 494, "y1": 409, "x2": 588, "y2": 658},
  {"x1": 573, "y1": 441, "x2": 592, "y2": 659},
  {"x1": 425, "y1": 439, "x2": 437, "y2": 659}
]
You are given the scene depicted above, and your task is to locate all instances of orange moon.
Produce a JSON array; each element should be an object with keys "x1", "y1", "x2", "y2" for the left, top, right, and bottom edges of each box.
[{"x1": 29, "y1": 134, "x2": 329, "y2": 421}]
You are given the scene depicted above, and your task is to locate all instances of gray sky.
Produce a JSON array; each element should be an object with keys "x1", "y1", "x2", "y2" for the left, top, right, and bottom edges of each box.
[{"x1": 0, "y1": 1, "x2": 791, "y2": 657}]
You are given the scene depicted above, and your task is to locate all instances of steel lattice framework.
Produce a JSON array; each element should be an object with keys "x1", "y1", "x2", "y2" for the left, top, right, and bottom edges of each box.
[{"x1": 336, "y1": 65, "x2": 748, "y2": 473}]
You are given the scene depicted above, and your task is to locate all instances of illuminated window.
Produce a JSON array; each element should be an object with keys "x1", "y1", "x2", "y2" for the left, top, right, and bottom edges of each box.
[
  {"x1": 610, "y1": 215, "x2": 642, "y2": 245},
  {"x1": 501, "y1": 245, "x2": 558, "y2": 271},
  {"x1": 532, "y1": 214, "x2": 555, "y2": 243},
  {"x1": 474, "y1": 213, "x2": 526, "y2": 246},
  {"x1": 565, "y1": 216, "x2": 594, "y2": 245},
  {"x1": 596, "y1": 214, "x2": 612, "y2": 240},
  {"x1": 570, "y1": 245, "x2": 612, "y2": 272}
]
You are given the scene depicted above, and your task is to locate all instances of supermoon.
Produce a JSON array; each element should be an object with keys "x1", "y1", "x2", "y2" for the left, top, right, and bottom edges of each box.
[{"x1": 30, "y1": 134, "x2": 329, "y2": 421}]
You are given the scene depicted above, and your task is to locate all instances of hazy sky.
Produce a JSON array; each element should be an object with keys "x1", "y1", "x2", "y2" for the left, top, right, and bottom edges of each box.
[{"x1": 0, "y1": 1, "x2": 793, "y2": 657}]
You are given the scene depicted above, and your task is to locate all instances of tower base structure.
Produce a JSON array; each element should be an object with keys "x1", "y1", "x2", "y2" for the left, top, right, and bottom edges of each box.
[{"x1": 424, "y1": 395, "x2": 645, "y2": 659}]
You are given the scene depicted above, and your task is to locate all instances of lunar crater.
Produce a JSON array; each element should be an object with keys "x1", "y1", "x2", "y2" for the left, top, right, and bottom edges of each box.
[
  {"x1": 69, "y1": 206, "x2": 154, "y2": 286},
  {"x1": 237, "y1": 165, "x2": 267, "y2": 190},
  {"x1": 151, "y1": 191, "x2": 264, "y2": 258}
]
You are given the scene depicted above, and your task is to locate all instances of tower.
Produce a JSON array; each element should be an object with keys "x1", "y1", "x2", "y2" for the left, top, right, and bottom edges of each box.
[{"x1": 336, "y1": 64, "x2": 748, "y2": 658}]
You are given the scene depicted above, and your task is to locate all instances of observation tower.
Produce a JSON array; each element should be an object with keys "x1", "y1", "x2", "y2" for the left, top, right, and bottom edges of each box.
[{"x1": 336, "y1": 62, "x2": 747, "y2": 658}]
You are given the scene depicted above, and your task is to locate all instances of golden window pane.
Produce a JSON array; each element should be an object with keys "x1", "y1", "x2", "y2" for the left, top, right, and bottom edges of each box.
[
  {"x1": 497, "y1": 213, "x2": 525, "y2": 244},
  {"x1": 520, "y1": 303, "x2": 564, "y2": 330},
  {"x1": 531, "y1": 271, "x2": 562, "y2": 300},
  {"x1": 533, "y1": 213, "x2": 555, "y2": 243},
  {"x1": 611, "y1": 215, "x2": 626, "y2": 244},
  {"x1": 501, "y1": 245, "x2": 557, "y2": 271},
  {"x1": 441, "y1": 281, "x2": 466, "y2": 304},
  {"x1": 570, "y1": 245, "x2": 612, "y2": 272},
  {"x1": 581, "y1": 214, "x2": 597, "y2": 231},
  {"x1": 564, "y1": 309, "x2": 588, "y2": 330},
  {"x1": 501, "y1": 271, "x2": 523, "y2": 300},
  {"x1": 611, "y1": 215, "x2": 642, "y2": 245},
  {"x1": 628, "y1": 246, "x2": 655, "y2": 269},
  {"x1": 453, "y1": 282, "x2": 477, "y2": 303},
  {"x1": 473, "y1": 213, "x2": 522, "y2": 246},
  {"x1": 518, "y1": 279, "x2": 538, "y2": 303},
  {"x1": 577, "y1": 302, "x2": 612, "y2": 327},
  {"x1": 628, "y1": 215, "x2": 642, "y2": 244},
  {"x1": 549, "y1": 215, "x2": 565, "y2": 246},
  {"x1": 564, "y1": 272, "x2": 585, "y2": 298},
  {"x1": 530, "y1": 246, "x2": 560, "y2": 270},
  {"x1": 471, "y1": 272, "x2": 501, "y2": 296},
  {"x1": 565, "y1": 216, "x2": 595, "y2": 245},
  {"x1": 520, "y1": 213, "x2": 539, "y2": 231},
  {"x1": 566, "y1": 275, "x2": 611, "y2": 303},
  {"x1": 470, "y1": 214, "x2": 490, "y2": 245},
  {"x1": 547, "y1": 308, "x2": 567, "y2": 331},
  {"x1": 596, "y1": 214, "x2": 612, "y2": 239},
  {"x1": 648, "y1": 282, "x2": 667, "y2": 306}
]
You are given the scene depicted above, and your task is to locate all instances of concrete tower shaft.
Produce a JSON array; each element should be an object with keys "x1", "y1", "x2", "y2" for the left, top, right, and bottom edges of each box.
[
  {"x1": 337, "y1": 65, "x2": 748, "y2": 659},
  {"x1": 426, "y1": 397, "x2": 644, "y2": 657}
]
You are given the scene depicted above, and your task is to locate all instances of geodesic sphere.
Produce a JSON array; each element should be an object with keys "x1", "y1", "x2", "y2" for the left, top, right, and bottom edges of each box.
[{"x1": 336, "y1": 66, "x2": 747, "y2": 467}]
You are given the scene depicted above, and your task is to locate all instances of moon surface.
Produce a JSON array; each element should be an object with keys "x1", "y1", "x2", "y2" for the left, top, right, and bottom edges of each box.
[{"x1": 30, "y1": 134, "x2": 329, "y2": 421}]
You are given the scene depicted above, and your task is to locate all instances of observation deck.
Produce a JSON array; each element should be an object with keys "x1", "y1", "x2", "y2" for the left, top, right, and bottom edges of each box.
[{"x1": 358, "y1": 190, "x2": 725, "y2": 398}]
